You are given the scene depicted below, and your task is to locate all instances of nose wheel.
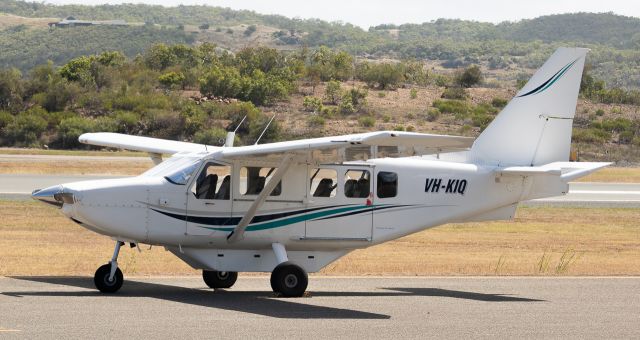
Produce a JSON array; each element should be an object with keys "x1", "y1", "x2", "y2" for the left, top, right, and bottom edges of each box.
[{"x1": 94, "y1": 241, "x2": 124, "y2": 293}]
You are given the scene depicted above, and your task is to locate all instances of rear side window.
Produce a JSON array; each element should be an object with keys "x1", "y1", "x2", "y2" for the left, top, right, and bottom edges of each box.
[
  {"x1": 377, "y1": 171, "x2": 398, "y2": 198},
  {"x1": 344, "y1": 169, "x2": 370, "y2": 198},
  {"x1": 240, "y1": 166, "x2": 282, "y2": 196}
]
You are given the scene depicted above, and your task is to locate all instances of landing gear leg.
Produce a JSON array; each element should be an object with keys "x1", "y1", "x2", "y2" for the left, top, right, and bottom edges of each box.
[
  {"x1": 94, "y1": 241, "x2": 124, "y2": 293},
  {"x1": 270, "y1": 243, "x2": 308, "y2": 297}
]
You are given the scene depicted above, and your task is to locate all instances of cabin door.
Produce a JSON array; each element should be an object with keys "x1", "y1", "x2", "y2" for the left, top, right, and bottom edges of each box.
[
  {"x1": 185, "y1": 161, "x2": 233, "y2": 236},
  {"x1": 305, "y1": 165, "x2": 373, "y2": 241}
]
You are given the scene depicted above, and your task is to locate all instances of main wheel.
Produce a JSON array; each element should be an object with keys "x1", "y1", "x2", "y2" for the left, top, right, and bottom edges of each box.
[
  {"x1": 202, "y1": 270, "x2": 238, "y2": 289},
  {"x1": 270, "y1": 262, "x2": 308, "y2": 297},
  {"x1": 94, "y1": 263, "x2": 123, "y2": 293}
]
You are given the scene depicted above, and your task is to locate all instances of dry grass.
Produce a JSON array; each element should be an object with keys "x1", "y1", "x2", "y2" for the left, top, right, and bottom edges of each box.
[{"x1": 0, "y1": 201, "x2": 638, "y2": 277}]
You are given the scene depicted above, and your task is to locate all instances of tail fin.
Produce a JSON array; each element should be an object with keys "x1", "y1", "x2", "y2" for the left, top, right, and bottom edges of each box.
[{"x1": 471, "y1": 47, "x2": 588, "y2": 166}]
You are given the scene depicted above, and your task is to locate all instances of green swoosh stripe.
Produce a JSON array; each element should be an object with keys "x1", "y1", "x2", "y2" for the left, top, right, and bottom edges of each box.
[
  {"x1": 202, "y1": 205, "x2": 375, "y2": 232},
  {"x1": 534, "y1": 58, "x2": 579, "y2": 95}
]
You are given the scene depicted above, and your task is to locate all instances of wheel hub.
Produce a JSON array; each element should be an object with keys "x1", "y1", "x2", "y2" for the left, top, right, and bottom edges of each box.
[
  {"x1": 216, "y1": 271, "x2": 229, "y2": 280},
  {"x1": 284, "y1": 274, "x2": 298, "y2": 288}
]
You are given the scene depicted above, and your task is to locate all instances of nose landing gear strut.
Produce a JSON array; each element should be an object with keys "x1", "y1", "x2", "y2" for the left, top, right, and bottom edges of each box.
[{"x1": 94, "y1": 241, "x2": 124, "y2": 293}]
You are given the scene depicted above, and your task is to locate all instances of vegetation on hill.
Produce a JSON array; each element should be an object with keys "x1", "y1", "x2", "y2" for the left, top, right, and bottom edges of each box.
[{"x1": 1, "y1": 1, "x2": 640, "y2": 88}]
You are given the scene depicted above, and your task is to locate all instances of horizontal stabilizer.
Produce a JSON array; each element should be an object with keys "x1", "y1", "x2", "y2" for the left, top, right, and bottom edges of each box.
[{"x1": 496, "y1": 162, "x2": 611, "y2": 181}]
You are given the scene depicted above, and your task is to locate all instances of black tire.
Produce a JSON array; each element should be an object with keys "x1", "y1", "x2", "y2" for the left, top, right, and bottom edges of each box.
[
  {"x1": 94, "y1": 263, "x2": 123, "y2": 293},
  {"x1": 202, "y1": 270, "x2": 238, "y2": 289},
  {"x1": 270, "y1": 262, "x2": 308, "y2": 297}
]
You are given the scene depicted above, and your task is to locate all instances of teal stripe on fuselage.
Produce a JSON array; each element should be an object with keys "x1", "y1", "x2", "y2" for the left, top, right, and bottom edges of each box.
[{"x1": 202, "y1": 205, "x2": 375, "y2": 232}]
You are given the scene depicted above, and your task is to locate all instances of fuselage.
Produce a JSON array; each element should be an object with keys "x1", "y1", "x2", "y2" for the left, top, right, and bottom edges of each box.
[{"x1": 48, "y1": 152, "x2": 537, "y2": 253}]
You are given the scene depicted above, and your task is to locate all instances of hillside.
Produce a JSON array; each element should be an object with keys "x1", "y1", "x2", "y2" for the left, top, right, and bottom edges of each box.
[{"x1": 1, "y1": 1, "x2": 640, "y2": 88}]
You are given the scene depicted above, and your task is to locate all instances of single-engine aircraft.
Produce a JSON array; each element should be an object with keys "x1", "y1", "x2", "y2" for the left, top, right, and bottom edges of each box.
[{"x1": 32, "y1": 48, "x2": 608, "y2": 297}]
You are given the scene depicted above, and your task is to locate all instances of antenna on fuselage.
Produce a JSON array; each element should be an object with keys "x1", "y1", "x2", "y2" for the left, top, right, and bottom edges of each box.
[
  {"x1": 254, "y1": 114, "x2": 277, "y2": 145},
  {"x1": 224, "y1": 115, "x2": 247, "y2": 147}
]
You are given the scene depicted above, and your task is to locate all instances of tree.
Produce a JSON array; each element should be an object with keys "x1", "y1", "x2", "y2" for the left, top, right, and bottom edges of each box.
[
  {"x1": 0, "y1": 68, "x2": 23, "y2": 111},
  {"x1": 324, "y1": 80, "x2": 342, "y2": 104},
  {"x1": 455, "y1": 65, "x2": 483, "y2": 88},
  {"x1": 159, "y1": 71, "x2": 186, "y2": 89},
  {"x1": 199, "y1": 65, "x2": 242, "y2": 98},
  {"x1": 199, "y1": 23, "x2": 210, "y2": 30}
]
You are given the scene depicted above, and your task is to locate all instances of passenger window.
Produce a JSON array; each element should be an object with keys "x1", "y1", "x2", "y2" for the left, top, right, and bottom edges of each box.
[
  {"x1": 344, "y1": 170, "x2": 370, "y2": 198},
  {"x1": 309, "y1": 168, "x2": 338, "y2": 198},
  {"x1": 192, "y1": 163, "x2": 231, "y2": 200},
  {"x1": 377, "y1": 171, "x2": 398, "y2": 198},
  {"x1": 240, "y1": 167, "x2": 282, "y2": 196}
]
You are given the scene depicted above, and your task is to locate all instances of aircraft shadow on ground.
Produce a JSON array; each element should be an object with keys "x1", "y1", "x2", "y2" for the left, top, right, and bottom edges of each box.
[{"x1": 3, "y1": 277, "x2": 543, "y2": 319}]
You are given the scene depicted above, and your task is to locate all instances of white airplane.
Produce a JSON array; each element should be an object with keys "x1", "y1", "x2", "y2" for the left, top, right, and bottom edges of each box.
[{"x1": 33, "y1": 47, "x2": 608, "y2": 297}]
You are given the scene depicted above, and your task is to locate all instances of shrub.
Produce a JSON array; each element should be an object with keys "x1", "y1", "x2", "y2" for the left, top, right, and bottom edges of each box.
[
  {"x1": 572, "y1": 128, "x2": 611, "y2": 143},
  {"x1": 406, "y1": 125, "x2": 415, "y2": 132},
  {"x1": 382, "y1": 114, "x2": 391, "y2": 123},
  {"x1": 321, "y1": 106, "x2": 337, "y2": 118},
  {"x1": 303, "y1": 96, "x2": 323, "y2": 113},
  {"x1": 426, "y1": 108, "x2": 441, "y2": 122},
  {"x1": 441, "y1": 87, "x2": 467, "y2": 100},
  {"x1": 455, "y1": 65, "x2": 483, "y2": 88},
  {"x1": 193, "y1": 128, "x2": 227, "y2": 146},
  {"x1": 358, "y1": 116, "x2": 375, "y2": 127},
  {"x1": 244, "y1": 25, "x2": 257, "y2": 37},
  {"x1": 5, "y1": 112, "x2": 48, "y2": 146},
  {"x1": 433, "y1": 99, "x2": 470, "y2": 118},
  {"x1": 338, "y1": 100, "x2": 355, "y2": 114},
  {"x1": 377, "y1": 92, "x2": 386, "y2": 98},
  {"x1": 57, "y1": 116, "x2": 95, "y2": 148},
  {"x1": 393, "y1": 125, "x2": 405, "y2": 131},
  {"x1": 307, "y1": 115, "x2": 326, "y2": 127},
  {"x1": 491, "y1": 97, "x2": 508, "y2": 108},
  {"x1": 158, "y1": 71, "x2": 186, "y2": 89},
  {"x1": 619, "y1": 131, "x2": 635, "y2": 144},
  {"x1": 0, "y1": 111, "x2": 13, "y2": 129},
  {"x1": 410, "y1": 88, "x2": 418, "y2": 99},
  {"x1": 324, "y1": 80, "x2": 343, "y2": 104},
  {"x1": 595, "y1": 109, "x2": 605, "y2": 116}
]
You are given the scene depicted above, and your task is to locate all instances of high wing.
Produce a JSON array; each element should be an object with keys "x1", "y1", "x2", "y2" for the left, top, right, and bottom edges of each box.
[
  {"x1": 220, "y1": 131, "x2": 474, "y2": 161},
  {"x1": 79, "y1": 131, "x2": 474, "y2": 163},
  {"x1": 79, "y1": 132, "x2": 210, "y2": 155}
]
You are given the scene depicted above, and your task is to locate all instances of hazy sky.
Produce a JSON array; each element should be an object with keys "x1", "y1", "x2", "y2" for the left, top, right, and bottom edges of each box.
[{"x1": 43, "y1": 0, "x2": 640, "y2": 28}]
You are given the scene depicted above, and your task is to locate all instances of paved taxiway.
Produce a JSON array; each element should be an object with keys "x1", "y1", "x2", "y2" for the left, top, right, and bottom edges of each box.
[
  {"x1": 0, "y1": 276, "x2": 638, "y2": 338},
  {"x1": 2, "y1": 173, "x2": 639, "y2": 207}
]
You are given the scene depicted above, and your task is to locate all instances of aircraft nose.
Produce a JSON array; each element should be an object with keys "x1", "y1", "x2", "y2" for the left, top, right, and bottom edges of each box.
[{"x1": 32, "y1": 185, "x2": 75, "y2": 207}]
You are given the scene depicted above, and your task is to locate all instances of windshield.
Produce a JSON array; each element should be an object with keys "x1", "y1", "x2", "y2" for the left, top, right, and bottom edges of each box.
[{"x1": 142, "y1": 156, "x2": 201, "y2": 185}]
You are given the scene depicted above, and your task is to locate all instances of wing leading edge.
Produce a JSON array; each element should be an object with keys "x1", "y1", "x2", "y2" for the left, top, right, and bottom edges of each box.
[{"x1": 79, "y1": 132, "x2": 210, "y2": 155}]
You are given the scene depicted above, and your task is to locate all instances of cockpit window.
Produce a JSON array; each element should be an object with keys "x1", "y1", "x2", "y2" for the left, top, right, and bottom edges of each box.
[
  {"x1": 140, "y1": 156, "x2": 201, "y2": 185},
  {"x1": 164, "y1": 160, "x2": 200, "y2": 185}
]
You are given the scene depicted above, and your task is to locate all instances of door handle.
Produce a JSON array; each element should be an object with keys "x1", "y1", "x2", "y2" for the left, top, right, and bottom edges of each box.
[{"x1": 205, "y1": 202, "x2": 216, "y2": 205}]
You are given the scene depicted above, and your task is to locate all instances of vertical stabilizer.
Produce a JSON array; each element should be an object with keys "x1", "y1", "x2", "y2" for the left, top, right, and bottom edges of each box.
[{"x1": 471, "y1": 47, "x2": 588, "y2": 166}]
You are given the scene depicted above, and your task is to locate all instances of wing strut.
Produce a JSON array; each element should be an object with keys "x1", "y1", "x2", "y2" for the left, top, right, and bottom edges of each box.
[{"x1": 227, "y1": 154, "x2": 294, "y2": 243}]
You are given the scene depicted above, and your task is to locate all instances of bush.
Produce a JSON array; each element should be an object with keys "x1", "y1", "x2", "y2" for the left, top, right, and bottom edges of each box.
[
  {"x1": 158, "y1": 71, "x2": 185, "y2": 89},
  {"x1": 433, "y1": 99, "x2": 470, "y2": 118},
  {"x1": 455, "y1": 65, "x2": 483, "y2": 88},
  {"x1": 57, "y1": 116, "x2": 95, "y2": 148},
  {"x1": 5, "y1": 112, "x2": 48, "y2": 146},
  {"x1": 441, "y1": 87, "x2": 467, "y2": 100},
  {"x1": 193, "y1": 128, "x2": 227, "y2": 146},
  {"x1": 619, "y1": 130, "x2": 635, "y2": 144},
  {"x1": 426, "y1": 108, "x2": 440, "y2": 122},
  {"x1": 244, "y1": 25, "x2": 257, "y2": 37},
  {"x1": 357, "y1": 62, "x2": 404, "y2": 89},
  {"x1": 324, "y1": 80, "x2": 343, "y2": 104},
  {"x1": 307, "y1": 115, "x2": 326, "y2": 127},
  {"x1": 358, "y1": 116, "x2": 375, "y2": 127},
  {"x1": 572, "y1": 128, "x2": 611, "y2": 143},
  {"x1": 0, "y1": 111, "x2": 14, "y2": 129},
  {"x1": 303, "y1": 96, "x2": 323, "y2": 113},
  {"x1": 338, "y1": 100, "x2": 355, "y2": 114},
  {"x1": 410, "y1": 88, "x2": 418, "y2": 99},
  {"x1": 595, "y1": 109, "x2": 605, "y2": 116},
  {"x1": 491, "y1": 97, "x2": 508, "y2": 108},
  {"x1": 341, "y1": 87, "x2": 367, "y2": 112}
]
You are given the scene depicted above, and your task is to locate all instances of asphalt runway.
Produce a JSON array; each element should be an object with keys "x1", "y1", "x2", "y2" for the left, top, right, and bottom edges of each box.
[
  {"x1": 1, "y1": 173, "x2": 639, "y2": 207},
  {"x1": 0, "y1": 276, "x2": 638, "y2": 338}
]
